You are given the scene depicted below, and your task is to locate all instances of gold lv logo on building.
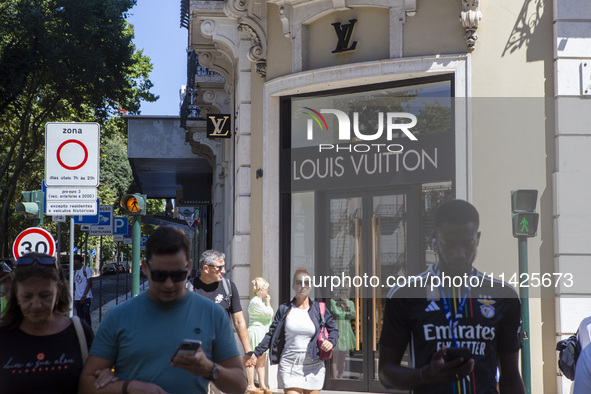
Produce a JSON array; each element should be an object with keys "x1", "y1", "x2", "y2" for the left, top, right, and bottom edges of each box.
[
  {"x1": 331, "y1": 19, "x2": 358, "y2": 53},
  {"x1": 207, "y1": 115, "x2": 232, "y2": 138}
]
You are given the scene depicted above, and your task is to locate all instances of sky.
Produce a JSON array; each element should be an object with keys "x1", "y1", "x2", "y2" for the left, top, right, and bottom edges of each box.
[{"x1": 127, "y1": 0, "x2": 188, "y2": 116}]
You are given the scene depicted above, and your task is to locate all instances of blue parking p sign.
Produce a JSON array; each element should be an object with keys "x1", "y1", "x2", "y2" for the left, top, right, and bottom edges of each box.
[{"x1": 113, "y1": 217, "x2": 129, "y2": 235}]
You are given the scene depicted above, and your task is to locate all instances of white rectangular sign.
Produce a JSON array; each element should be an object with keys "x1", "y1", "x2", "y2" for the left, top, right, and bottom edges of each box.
[
  {"x1": 52, "y1": 215, "x2": 66, "y2": 223},
  {"x1": 114, "y1": 234, "x2": 124, "y2": 242},
  {"x1": 46, "y1": 201, "x2": 98, "y2": 215},
  {"x1": 123, "y1": 237, "x2": 132, "y2": 245},
  {"x1": 45, "y1": 122, "x2": 100, "y2": 187},
  {"x1": 90, "y1": 206, "x2": 114, "y2": 236},
  {"x1": 46, "y1": 186, "x2": 97, "y2": 201}
]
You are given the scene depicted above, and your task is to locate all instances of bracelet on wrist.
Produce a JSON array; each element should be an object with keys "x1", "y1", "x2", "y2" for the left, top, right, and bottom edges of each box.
[{"x1": 122, "y1": 380, "x2": 131, "y2": 394}]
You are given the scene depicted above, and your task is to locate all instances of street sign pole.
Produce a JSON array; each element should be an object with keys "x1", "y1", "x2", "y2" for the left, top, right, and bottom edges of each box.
[
  {"x1": 132, "y1": 216, "x2": 141, "y2": 297},
  {"x1": 69, "y1": 217, "x2": 74, "y2": 317},
  {"x1": 519, "y1": 236, "x2": 531, "y2": 394},
  {"x1": 57, "y1": 222, "x2": 61, "y2": 264}
]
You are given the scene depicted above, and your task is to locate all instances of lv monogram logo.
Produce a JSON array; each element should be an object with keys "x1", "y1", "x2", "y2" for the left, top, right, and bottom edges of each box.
[
  {"x1": 208, "y1": 115, "x2": 230, "y2": 136},
  {"x1": 331, "y1": 19, "x2": 358, "y2": 53}
]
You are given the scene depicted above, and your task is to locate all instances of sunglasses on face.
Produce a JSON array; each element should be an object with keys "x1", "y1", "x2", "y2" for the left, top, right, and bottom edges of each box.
[
  {"x1": 146, "y1": 263, "x2": 188, "y2": 283},
  {"x1": 295, "y1": 279, "x2": 310, "y2": 287},
  {"x1": 208, "y1": 264, "x2": 225, "y2": 272},
  {"x1": 17, "y1": 256, "x2": 57, "y2": 267}
]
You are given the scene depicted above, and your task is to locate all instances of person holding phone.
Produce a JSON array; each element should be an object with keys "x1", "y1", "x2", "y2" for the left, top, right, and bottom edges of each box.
[
  {"x1": 79, "y1": 226, "x2": 247, "y2": 394},
  {"x1": 378, "y1": 200, "x2": 525, "y2": 394}
]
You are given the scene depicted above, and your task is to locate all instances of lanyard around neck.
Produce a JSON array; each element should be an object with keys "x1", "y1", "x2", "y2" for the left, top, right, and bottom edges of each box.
[{"x1": 433, "y1": 264, "x2": 474, "y2": 347}]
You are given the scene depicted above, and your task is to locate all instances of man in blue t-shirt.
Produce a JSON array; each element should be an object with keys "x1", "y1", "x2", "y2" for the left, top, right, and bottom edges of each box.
[{"x1": 79, "y1": 227, "x2": 246, "y2": 394}]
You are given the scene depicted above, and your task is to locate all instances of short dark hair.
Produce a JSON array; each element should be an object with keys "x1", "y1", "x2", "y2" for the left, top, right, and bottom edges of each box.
[
  {"x1": 73, "y1": 255, "x2": 83, "y2": 263},
  {"x1": 434, "y1": 199, "x2": 479, "y2": 228},
  {"x1": 146, "y1": 227, "x2": 190, "y2": 262}
]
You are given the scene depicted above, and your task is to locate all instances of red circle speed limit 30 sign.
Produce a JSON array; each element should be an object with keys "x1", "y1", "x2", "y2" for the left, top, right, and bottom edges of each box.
[
  {"x1": 12, "y1": 227, "x2": 56, "y2": 258},
  {"x1": 45, "y1": 122, "x2": 100, "y2": 187}
]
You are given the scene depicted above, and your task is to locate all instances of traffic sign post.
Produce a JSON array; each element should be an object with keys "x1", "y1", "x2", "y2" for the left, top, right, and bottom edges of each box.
[
  {"x1": 510, "y1": 189, "x2": 538, "y2": 394},
  {"x1": 140, "y1": 236, "x2": 148, "y2": 251},
  {"x1": 45, "y1": 123, "x2": 99, "y2": 216},
  {"x1": 71, "y1": 200, "x2": 100, "y2": 224},
  {"x1": 12, "y1": 228, "x2": 56, "y2": 258},
  {"x1": 45, "y1": 123, "x2": 100, "y2": 187},
  {"x1": 90, "y1": 206, "x2": 114, "y2": 236},
  {"x1": 113, "y1": 217, "x2": 129, "y2": 235}
]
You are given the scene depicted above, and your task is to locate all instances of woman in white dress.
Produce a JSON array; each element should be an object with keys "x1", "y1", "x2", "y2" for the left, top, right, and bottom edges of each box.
[
  {"x1": 246, "y1": 277, "x2": 274, "y2": 394},
  {"x1": 246, "y1": 268, "x2": 339, "y2": 394}
]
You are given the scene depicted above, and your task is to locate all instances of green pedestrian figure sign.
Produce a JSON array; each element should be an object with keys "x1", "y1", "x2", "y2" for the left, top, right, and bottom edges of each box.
[
  {"x1": 520, "y1": 218, "x2": 529, "y2": 232},
  {"x1": 512, "y1": 212, "x2": 538, "y2": 237}
]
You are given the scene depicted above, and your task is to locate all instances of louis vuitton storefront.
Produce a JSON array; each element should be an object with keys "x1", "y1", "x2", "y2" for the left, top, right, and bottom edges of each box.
[
  {"x1": 184, "y1": 0, "x2": 580, "y2": 391},
  {"x1": 266, "y1": 71, "x2": 466, "y2": 391}
]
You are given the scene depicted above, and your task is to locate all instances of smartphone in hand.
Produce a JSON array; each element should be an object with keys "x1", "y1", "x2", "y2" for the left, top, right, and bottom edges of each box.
[
  {"x1": 170, "y1": 339, "x2": 202, "y2": 363},
  {"x1": 444, "y1": 347, "x2": 471, "y2": 365}
]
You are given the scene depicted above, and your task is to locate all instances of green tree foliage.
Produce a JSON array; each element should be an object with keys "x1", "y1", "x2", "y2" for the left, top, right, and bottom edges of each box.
[{"x1": 0, "y1": 0, "x2": 157, "y2": 256}]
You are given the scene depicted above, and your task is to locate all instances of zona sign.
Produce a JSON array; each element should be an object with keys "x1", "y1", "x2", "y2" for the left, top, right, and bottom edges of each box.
[
  {"x1": 12, "y1": 227, "x2": 56, "y2": 258},
  {"x1": 45, "y1": 122, "x2": 100, "y2": 187}
]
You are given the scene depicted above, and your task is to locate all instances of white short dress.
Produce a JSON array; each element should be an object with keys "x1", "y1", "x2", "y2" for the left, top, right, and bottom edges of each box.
[{"x1": 278, "y1": 307, "x2": 325, "y2": 390}]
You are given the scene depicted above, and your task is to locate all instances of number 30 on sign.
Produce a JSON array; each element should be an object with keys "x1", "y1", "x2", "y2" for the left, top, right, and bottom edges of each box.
[{"x1": 12, "y1": 227, "x2": 56, "y2": 258}]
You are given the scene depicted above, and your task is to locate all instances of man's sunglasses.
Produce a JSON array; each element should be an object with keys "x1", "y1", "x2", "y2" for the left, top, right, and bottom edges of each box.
[
  {"x1": 17, "y1": 256, "x2": 57, "y2": 267},
  {"x1": 146, "y1": 263, "x2": 188, "y2": 283},
  {"x1": 208, "y1": 264, "x2": 225, "y2": 272}
]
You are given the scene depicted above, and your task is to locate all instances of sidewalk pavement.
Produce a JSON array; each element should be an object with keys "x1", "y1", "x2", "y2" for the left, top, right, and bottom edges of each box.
[{"x1": 90, "y1": 282, "x2": 149, "y2": 332}]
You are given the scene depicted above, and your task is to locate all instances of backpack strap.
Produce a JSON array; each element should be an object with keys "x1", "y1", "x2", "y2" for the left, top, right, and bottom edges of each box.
[
  {"x1": 319, "y1": 301, "x2": 327, "y2": 339},
  {"x1": 72, "y1": 316, "x2": 88, "y2": 364},
  {"x1": 222, "y1": 278, "x2": 232, "y2": 306}
]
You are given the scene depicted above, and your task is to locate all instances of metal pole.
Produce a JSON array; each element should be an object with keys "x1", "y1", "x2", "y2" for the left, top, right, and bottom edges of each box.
[
  {"x1": 518, "y1": 236, "x2": 531, "y2": 394},
  {"x1": 131, "y1": 216, "x2": 141, "y2": 297},
  {"x1": 57, "y1": 222, "x2": 61, "y2": 262},
  {"x1": 116, "y1": 240, "x2": 120, "y2": 305},
  {"x1": 84, "y1": 231, "x2": 88, "y2": 268},
  {"x1": 99, "y1": 239, "x2": 103, "y2": 323},
  {"x1": 69, "y1": 218, "x2": 74, "y2": 317}
]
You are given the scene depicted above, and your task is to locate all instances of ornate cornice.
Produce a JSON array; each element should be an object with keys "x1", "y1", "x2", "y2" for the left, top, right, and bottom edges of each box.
[
  {"x1": 189, "y1": 129, "x2": 220, "y2": 167},
  {"x1": 202, "y1": 90, "x2": 232, "y2": 113},
  {"x1": 460, "y1": 0, "x2": 482, "y2": 51},
  {"x1": 238, "y1": 23, "x2": 265, "y2": 62},
  {"x1": 225, "y1": 0, "x2": 267, "y2": 78},
  {"x1": 270, "y1": 0, "x2": 417, "y2": 37}
]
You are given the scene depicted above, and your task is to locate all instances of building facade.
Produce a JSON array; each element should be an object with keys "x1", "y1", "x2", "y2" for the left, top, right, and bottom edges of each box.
[{"x1": 170, "y1": 0, "x2": 591, "y2": 392}]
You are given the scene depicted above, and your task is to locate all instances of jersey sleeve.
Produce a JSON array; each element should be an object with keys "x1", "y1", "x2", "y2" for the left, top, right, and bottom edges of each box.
[
  {"x1": 379, "y1": 296, "x2": 411, "y2": 350},
  {"x1": 496, "y1": 297, "x2": 522, "y2": 354},
  {"x1": 228, "y1": 280, "x2": 242, "y2": 314}
]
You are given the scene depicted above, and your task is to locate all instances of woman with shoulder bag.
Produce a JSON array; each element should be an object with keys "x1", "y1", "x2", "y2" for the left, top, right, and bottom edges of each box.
[
  {"x1": 245, "y1": 268, "x2": 338, "y2": 394},
  {"x1": 0, "y1": 253, "x2": 115, "y2": 393}
]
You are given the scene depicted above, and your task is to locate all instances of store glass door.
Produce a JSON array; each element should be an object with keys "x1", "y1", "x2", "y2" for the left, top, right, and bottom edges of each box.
[{"x1": 322, "y1": 188, "x2": 419, "y2": 392}]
